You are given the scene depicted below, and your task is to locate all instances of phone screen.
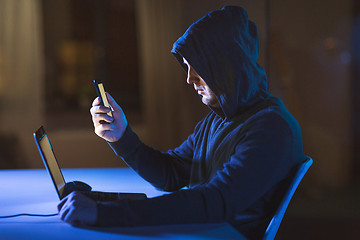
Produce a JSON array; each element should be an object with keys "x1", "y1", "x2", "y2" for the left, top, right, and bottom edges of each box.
[{"x1": 93, "y1": 79, "x2": 113, "y2": 117}]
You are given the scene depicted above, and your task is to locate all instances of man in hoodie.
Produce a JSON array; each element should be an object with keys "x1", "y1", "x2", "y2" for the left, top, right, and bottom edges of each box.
[{"x1": 58, "y1": 6, "x2": 306, "y2": 239}]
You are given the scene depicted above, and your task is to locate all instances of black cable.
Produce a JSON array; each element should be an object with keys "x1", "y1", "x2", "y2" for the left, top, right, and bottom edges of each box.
[{"x1": 0, "y1": 213, "x2": 58, "y2": 218}]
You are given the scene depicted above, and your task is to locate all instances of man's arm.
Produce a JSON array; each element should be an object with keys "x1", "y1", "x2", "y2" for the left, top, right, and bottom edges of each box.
[
  {"x1": 96, "y1": 113, "x2": 304, "y2": 228},
  {"x1": 108, "y1": 125, "x2": 194, "y2": 191},
  {"x1": 90, "y1": 93, "x2": 194, "y2": 191},
  {"x1": 58, "y1": 111, "x2": 305, "y2": 234}
]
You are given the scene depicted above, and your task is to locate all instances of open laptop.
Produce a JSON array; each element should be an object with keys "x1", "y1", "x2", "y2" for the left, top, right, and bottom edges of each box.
[{"x1": 33, "y1": 126, "x2": 147, "y2": 201}]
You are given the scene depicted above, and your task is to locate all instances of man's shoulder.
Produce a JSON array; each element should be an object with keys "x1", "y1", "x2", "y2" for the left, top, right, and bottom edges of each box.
[
  {"x1": 231, "y1": 97, "x2": 281, "y2": 120},
  {"x1": 232, "y1": 97, "x2": 298, "y2": 130}
]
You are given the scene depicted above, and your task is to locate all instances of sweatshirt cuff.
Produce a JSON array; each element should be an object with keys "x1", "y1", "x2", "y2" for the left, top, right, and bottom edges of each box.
[{"x1": 107, "y1": 125, "x2": 141, "y2": 158}]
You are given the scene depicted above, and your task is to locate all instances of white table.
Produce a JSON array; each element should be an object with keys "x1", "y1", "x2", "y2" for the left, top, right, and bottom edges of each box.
[{"x1": 0, "y1": 168, "x2": 245, "y2": 240}]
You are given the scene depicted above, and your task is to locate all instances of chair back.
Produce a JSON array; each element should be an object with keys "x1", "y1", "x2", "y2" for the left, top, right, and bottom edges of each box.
[{"x1": 263, "y1": 157, "x2": 313, "y2": 240}]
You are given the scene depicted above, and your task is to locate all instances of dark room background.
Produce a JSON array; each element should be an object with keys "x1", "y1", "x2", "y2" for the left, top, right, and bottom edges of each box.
[{"x1": 0, "y1": 0, "x2": 359, "y2": 238}]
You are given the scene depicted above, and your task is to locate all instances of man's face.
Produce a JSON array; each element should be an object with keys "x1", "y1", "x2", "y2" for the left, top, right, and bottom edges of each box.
[{"x1": 183, "y1": 58, "x2": 220, "y2": 109}]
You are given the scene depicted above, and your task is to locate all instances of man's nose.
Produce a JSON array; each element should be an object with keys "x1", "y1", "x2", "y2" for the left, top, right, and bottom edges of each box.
[
  {"x1": 186, "y1": 73, "x2": 192, "y2": 85},
  {"x1": 186, "y1": 67, "x2": 198, "y2": 85}
]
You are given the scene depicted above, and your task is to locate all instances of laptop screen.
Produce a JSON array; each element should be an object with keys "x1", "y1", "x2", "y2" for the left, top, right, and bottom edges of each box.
[{"x1": 34, "y1": 126, "x2": 66, "y2": 199}]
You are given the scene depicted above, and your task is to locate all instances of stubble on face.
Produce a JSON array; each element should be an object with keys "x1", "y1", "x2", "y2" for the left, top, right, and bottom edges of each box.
[{"x1": 183, "y1": 58, "x2": 221, "y2": 109}]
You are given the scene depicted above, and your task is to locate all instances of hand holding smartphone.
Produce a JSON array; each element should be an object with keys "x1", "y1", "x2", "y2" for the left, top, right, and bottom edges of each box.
[
  {"x1": 93, "y1": 79, "x2": 113, "y2": 118},
  {"x1": 92, "y1": 79, "x2": 128, "y2": 142}
]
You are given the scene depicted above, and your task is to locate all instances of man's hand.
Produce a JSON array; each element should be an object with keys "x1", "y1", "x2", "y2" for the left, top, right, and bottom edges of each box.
[
  {"x1": 90, "y1": 92, "x2": 128, "y2": 142},
  {"x1": 58, "y1": 191, "x2": 97, "y2": 227}
]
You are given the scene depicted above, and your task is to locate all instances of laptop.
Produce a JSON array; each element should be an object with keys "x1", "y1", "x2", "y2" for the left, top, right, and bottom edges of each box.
[{"x1": 33, "y1": 126, "x2": 147, "y2": 201}]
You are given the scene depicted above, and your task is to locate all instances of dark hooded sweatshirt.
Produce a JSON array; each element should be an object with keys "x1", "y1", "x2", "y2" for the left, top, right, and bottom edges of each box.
[{"x1": 97, "y1": 6, "x2": 306, "y2": 239}]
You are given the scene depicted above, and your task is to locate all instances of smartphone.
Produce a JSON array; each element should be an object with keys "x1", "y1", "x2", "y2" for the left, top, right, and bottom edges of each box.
[{"x1": 93, "y1": 79, "x2": 113, "y2": 117}]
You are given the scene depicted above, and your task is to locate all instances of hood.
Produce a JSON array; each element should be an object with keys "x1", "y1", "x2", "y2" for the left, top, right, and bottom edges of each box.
[{"x1": 171, "y1": 6, "x2": 269, "y2": 119}]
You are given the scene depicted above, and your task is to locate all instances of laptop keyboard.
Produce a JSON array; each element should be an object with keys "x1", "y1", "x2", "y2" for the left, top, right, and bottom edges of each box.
[
  {"x1": 82, "y1": 191, "x2": 146, "y2": 201},
  {"x1": 83, "y1": 191, "x2": 121, "y2": 201}
]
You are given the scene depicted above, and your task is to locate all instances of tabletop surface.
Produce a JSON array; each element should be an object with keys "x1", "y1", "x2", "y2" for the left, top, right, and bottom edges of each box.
[{"x1": 0, "y1": 168, "x2": 246, "y2": 240}]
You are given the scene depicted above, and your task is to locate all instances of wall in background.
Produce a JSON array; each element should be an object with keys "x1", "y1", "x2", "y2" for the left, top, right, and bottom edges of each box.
[
  {"x1": 0, "y1": 0, "x2": 356, "y2": 196},
  {"x1": 0, "y1": 0, "x2": 44, "y2": 168}
]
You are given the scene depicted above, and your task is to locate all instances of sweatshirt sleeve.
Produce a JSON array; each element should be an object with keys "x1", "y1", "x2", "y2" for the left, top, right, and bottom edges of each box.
[
  {"x1": 97, "y1": 114, "x2": 302, "y2": 228},
  {"x1": 108, "y1": 125, "x2": 194, "y2": 191}
]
